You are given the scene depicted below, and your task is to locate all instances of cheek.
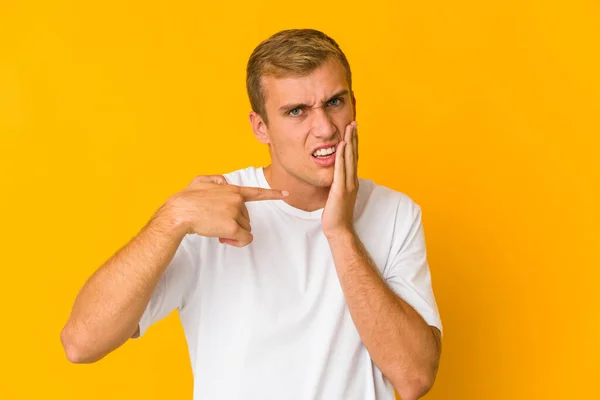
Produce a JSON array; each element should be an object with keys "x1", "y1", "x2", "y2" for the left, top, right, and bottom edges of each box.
[
  {"x1": 270, "y1": 123, "x2": 308, "y2": 154},
  {"x1": 332, "y1": 114, "x2": 353, "y2": 134}
]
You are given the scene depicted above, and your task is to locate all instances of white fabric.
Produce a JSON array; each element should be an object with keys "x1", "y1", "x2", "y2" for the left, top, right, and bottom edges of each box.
[{"x1": 137, "y1": 166, "x2": 442, "y2": 400}]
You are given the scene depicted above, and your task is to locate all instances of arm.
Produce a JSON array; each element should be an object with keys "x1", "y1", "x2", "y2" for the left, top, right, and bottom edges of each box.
[
  {"x1": 60, "y1": 201, "x2": 188, "y2": 364},
  {"x1": 327, "y1": 230, "x2": 441, "y2": 400},
  {"x1": 322, "y1": 122, "x2": 441, "y2": 399},
  {"x1": 60, "y1": 175, "x2": 287, "y2": 364}
]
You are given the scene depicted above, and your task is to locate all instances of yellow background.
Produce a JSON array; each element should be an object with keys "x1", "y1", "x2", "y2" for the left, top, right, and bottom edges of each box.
[{"x1": 1, "y1": 0, "x2": 598, "y2": 399}]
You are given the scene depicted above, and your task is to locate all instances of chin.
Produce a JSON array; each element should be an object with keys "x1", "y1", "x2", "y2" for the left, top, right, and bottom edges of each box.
[
  {"x1": 283, "y1": 163, "x2": 334, "y2": 188},
  {"x1": 309, "y1": 169, "x2": 335, "y2": 188}
]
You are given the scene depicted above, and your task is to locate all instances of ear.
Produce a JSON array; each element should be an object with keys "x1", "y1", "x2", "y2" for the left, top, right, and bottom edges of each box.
[
  {"x1": 351, "y1": 91, "x2": 357, "y2": 120},
  {"x1": 249, "y1": 111, "x2": 270, "y2": 144}
]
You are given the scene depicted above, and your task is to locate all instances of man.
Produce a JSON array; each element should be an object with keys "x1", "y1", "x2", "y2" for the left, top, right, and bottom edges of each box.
[{"x1": 61, "y1": 29, "x2": 443, "y2": 400}]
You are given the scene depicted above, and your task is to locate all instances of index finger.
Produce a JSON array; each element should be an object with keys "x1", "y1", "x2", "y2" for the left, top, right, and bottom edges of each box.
[{"x1": 236, "y1": 186, "x2": 289, "y2": 202}]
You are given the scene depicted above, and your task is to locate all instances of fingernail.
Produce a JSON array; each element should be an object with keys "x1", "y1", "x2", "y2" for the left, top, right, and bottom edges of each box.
[{"x1": 282, "y1": 190, "x2": 289, "y2": 197}]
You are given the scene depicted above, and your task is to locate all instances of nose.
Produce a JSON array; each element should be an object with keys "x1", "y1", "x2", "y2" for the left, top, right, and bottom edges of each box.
[{"x1": 310, "y1": 107, "x2": 337, "y2": 139}]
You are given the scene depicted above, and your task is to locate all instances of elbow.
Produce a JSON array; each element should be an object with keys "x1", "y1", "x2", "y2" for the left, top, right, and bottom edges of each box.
[
  {"x1": 392, "y1": 367, "x2": 438, "y2": 400},
  {"x1": 393, "y1": 338, "x2": 441, "y2": 399},
  {"x1": 395, "y1": 377, "x2": 434, "y2": 400},
  {"x1": 60, "y1": 325, "x2": 101, "y2": 364}
]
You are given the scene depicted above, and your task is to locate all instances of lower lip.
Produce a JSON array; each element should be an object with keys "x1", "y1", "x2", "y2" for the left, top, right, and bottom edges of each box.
[{"x1": 312, "y1": 153, "x2": 336, "y2": 167}]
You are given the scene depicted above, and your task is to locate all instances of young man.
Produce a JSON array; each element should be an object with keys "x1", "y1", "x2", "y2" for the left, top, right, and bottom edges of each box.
[{"x1": 61, "y1": 29, "x2": 443, "y2": 400}]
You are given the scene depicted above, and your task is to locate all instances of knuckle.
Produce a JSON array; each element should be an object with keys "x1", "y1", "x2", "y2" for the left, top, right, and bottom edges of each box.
[
  {"x1": 239, "y1": 233, "x2": 252, "y2": 246},
  {"x1": 225, "y1": 205, "x2": 239, "y2": 217},
  {"x1": 232, "y1": 193, "x2": 244, "y2": 203},
  {"x1": 226, "y1": 221, "x2": 239, "y2": 236}
]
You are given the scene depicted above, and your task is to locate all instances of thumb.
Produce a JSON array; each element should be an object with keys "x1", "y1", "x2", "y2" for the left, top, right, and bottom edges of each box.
[
  {"x1": 208, "y1": 175, "x2": 227, "y2": 185},
  {"x1": 188, "y1": 174, "x2": 228, "y2": 189},
  {"x1": 198, "y1": 175, "x2": 227, "y2": 185}
]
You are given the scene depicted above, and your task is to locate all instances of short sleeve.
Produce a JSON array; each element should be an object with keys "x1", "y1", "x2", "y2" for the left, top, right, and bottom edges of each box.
[
  {"x1": 134, "y1": 234, "x2": 198, "y2": 338},
  {"x1": 383, "y1": 200, "x2": 443, "y2": 336}
]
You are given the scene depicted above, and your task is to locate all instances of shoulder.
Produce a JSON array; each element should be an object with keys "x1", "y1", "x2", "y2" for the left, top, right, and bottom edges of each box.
[
  {"x1": 221, "y1": 166, "x2": 261, "y2": 186},
  {"x1": 358, "y1": 177, "x2": 422, "y2": 220}
]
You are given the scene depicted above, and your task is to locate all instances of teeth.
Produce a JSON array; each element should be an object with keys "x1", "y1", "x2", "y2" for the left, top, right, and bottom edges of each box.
[{"x1": 313, "y1": 146, "x2": 336, "y2": 157}]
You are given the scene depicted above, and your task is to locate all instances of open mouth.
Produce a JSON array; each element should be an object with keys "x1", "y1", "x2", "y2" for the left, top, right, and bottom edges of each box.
[
  {"x1": 311, "y1": 145, "x2": 337, "y2": 167},
  {"x1": 312, "y1": 145, "x2": 336, "y2": 158}
]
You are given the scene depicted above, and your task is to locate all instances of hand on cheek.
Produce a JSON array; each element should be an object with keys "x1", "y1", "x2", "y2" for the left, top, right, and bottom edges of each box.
[{"x1": 321, "y1": 121, "x2": 359, "y2": 239}]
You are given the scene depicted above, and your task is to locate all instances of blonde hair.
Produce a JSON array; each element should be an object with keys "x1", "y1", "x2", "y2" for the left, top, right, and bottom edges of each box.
[{"x1": 246, "y1": 29, "x2": 352, "y2": 124}]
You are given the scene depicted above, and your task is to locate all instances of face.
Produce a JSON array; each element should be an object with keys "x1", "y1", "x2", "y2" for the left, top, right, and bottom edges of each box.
[{"x1": 249, "y1": 58, "x2": 356, "y2": 188}]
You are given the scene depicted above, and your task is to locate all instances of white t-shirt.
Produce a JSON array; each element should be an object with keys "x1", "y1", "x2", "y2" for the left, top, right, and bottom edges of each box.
[{"x1": 136, "y1": 166, "x2": 442, "y2": 400}]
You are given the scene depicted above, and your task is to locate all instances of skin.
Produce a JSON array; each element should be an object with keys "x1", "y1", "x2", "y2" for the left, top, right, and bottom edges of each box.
[
  {"x1": 60, "y1": 177, "x2": 287, "y2": 362},
  {"x1": 249, "y1": 57, "x2": 356, "y2": 212},
  {"x1": 250, "y1": 58, "x2": 442, "y2": 399},
  {"x1": 61, "y1": 56, "x2": 441, "y2": 399}
]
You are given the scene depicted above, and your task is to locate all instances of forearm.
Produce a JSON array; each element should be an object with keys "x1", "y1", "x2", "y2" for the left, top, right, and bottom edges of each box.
[
  {"x1": 60, "y1": 201, "x2": 187, "y2": 363},
  {"x1": 328, "y1": 230, "x2": 440, "y2": 399}
]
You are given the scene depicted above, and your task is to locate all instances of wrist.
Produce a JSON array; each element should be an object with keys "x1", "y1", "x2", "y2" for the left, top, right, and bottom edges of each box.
[
  {"x1": 152, "y1": 197, "x2": 191, "y2": 239},
  {"x1": 324, "y1": 226, "x2": 356, "y2": 243}
]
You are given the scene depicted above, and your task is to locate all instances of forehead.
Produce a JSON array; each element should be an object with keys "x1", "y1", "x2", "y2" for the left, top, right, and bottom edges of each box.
[{"x1": 261, "y1": 58, "x2": 349, "y2": 109}]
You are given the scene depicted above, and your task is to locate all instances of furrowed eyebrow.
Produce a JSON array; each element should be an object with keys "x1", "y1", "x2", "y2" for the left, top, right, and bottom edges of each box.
[
  {"x1": 324, "y1": 89, "x2": 349, "y2": 104},
  {"x1": 279, "y1": 102, "x2": 309, "y2": 114},
  {"x1": 278, "y1": 89, "x2": 350, "y2": 114}
]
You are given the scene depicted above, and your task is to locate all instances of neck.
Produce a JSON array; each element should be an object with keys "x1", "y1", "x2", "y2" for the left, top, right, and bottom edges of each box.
[{"x1": 263, "y1": 164, "x2": 330, "y2": 212}]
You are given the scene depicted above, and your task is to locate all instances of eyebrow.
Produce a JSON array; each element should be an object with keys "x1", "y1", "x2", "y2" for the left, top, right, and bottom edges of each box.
[{"x1": 278, "y1": 89, "x2": 350, "y2": 114}]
